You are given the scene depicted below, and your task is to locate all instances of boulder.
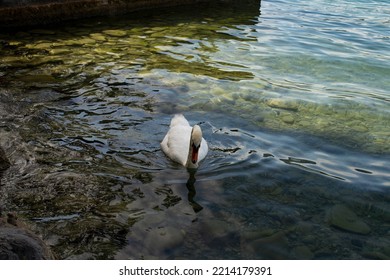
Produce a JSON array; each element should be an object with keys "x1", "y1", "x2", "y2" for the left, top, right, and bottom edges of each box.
[{"x1": 0, "y1": 212, "x2": 54, "y2": 260}]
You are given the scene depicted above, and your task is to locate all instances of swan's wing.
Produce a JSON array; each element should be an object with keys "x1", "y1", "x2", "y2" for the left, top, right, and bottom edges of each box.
[
  {"x1": 161, "y1": 125, "x2": 192, "y2": 166},
  {"x1": 198, "y1": 138, "x2": 208, "y2": 162},
  {"x1": 160, "y1": 132, "x2": 169, "y2": 154}
]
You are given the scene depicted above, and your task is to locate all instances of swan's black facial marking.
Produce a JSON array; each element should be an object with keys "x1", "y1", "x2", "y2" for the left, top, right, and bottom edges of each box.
[{"x1": 191, "y1": 143, "x2": 200, "y2": 163}]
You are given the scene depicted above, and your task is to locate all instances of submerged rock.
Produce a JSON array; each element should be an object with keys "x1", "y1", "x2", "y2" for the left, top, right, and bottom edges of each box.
[
  {"x1": 31, "y1": 42, "x2": 53, "y2": 49},
  {"x1": 90, "y1": 33, "x2": 107, "y2": 41},
  {"x1": 200, "y1": 219, "x2": 234, "y2": 244},
  {"x1": 78, "y1": 38, "x2": 96, "y2": 45},
  {"x1": 291, "y1": 245, "x2": 314, "y2": 260},
  {"x1": 103, "y1": 30, "x2": 127, "y2": 37},
  {"x1": 266, "y1": 98, "x2": 299, "y2": 111},
  {"x1": 281, "y1": 113, "x2": 295, "y2": 124},
  {"x1": 0, "y1": 213, "x2": 54, "y2": 260},
  {"x1": 241, "y1": 230, "x2": 291, "y2": 259},
  {"x1": 326, "y1": 204, "x2": 371, "y2": 235}
]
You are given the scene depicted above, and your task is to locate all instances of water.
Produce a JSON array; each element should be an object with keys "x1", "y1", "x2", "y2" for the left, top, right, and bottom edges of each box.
[{"x1": 0, "y1": 0, "x2": 389, "y2": 259}]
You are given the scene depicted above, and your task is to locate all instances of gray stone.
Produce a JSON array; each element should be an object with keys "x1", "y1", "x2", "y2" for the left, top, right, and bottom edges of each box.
[
  {"x1": 0, "y1": 215, "x2": 54, "y2": 260},
  {"x1": 241, "y1": 230, "x2": 291, "y2": 259}
]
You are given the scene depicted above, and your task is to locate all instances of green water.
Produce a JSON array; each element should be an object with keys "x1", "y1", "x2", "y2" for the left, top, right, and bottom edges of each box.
[{"x1": 0, "y1": 0, "x2": 389, "y2": 259}]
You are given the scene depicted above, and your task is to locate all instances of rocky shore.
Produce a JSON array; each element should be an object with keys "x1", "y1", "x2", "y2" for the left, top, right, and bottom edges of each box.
[
  {"x1": 0, "y1": 0, "x2": 237, "y2": 27},
  {"x1": 0, "y1": 211, "x2": 54, "y2": 259},
  {"x1": 1, "y1": 141, "x2": 53, "y2": 259},
  {"x1": 0, "y1": 90, "x2": 54, "y2": 259}
]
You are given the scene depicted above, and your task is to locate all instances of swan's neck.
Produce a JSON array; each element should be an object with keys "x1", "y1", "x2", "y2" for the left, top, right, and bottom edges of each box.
[
  {"x1": 186, "y1": 140, "x2": 199, "y2": 169},
  {"x1": 186, "y1": 125, "x2": 203, "y2": 169}
]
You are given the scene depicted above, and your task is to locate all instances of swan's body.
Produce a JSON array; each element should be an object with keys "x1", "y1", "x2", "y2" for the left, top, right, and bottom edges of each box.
[{"x1": 161, "y1": 114, "x2": 208, "y2": 168}]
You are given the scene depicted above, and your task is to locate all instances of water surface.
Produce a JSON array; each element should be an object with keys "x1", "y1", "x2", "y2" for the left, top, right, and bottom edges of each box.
[{"x1": 0, "y1": 0, "x2": 389, "y2": 259}]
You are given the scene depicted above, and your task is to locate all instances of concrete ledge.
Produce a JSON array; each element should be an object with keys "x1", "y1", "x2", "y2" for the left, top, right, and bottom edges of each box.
[{"x1": 0, "y1": 0, "x2": 240, "y2": 28}]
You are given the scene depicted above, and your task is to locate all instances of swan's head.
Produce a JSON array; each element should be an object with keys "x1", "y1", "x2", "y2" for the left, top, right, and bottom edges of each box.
[{"x1": 190, "y1": 125, "x2": 203, "y2": 164}]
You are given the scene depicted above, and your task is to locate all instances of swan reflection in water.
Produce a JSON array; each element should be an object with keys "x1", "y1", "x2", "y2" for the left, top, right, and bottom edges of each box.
[{"x1": 186, "y1": 169, "x2": 203, "y2": 213}]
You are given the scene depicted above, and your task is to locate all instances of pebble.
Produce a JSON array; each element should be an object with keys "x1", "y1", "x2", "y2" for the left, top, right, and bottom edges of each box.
[
  {"x1": 103, "y1": 30, "x2": 127, "y2": 37},
  {"x1": 62, "y1": 40, "x2": 83, "y2": 46},
  {"x1": 200, "y1": 219, "x2": 233, "y2": 242},
  {"x1": 241, "y1": 229, "x2": 276, "y2": 241},
  {"x1": 299, "y1": 120, "x2": 311, "y2": 127},
  {"x1": 281, "y1": 114, "x2": 295, "y2": 124},
  {"x1": 351, "y1": 125, "x2": 369, "y2": 133},
  {"x1": 242, "y1": 230, "x2": 290, "y2": 259},
  {"x1": 266, "y1": 98, "x2": 299, "y2": 111},
  {"x1": 49, "y1": 48, "x2": 71, "y2": 55},
  {"x1": 78, "y1": 38, "x2": 96, "y2": 45},
  {"x1": 33, "y1": 42, "x2": 52, "y2": 49},
  {"x1": 90, "y1": 33, "x2": 107, "y2": 41},
  {"x1": 293, "y1": 221, "x2": 314, "y2": 234},
  {"x1": 125, "y1": 37, "x2": 148, "y2": 47},
  {"x1": 327, "y1": 204, "x2": 371, "y2": 235}
]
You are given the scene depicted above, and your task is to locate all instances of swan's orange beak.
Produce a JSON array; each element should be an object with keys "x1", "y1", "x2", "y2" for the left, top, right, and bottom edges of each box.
[{"x1": 192, "y1": 144, "x2": 199, "y2": 164}]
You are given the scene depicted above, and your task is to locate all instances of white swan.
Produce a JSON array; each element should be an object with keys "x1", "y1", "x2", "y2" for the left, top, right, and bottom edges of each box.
[{"x1": 161, "y1": 114, "x2": 208, "y2": 168}]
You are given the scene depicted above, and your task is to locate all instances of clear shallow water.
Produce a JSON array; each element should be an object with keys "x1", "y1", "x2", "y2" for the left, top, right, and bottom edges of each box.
[{"x1": 0, "y1": 0, "x2": 389, "y2": 259}]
